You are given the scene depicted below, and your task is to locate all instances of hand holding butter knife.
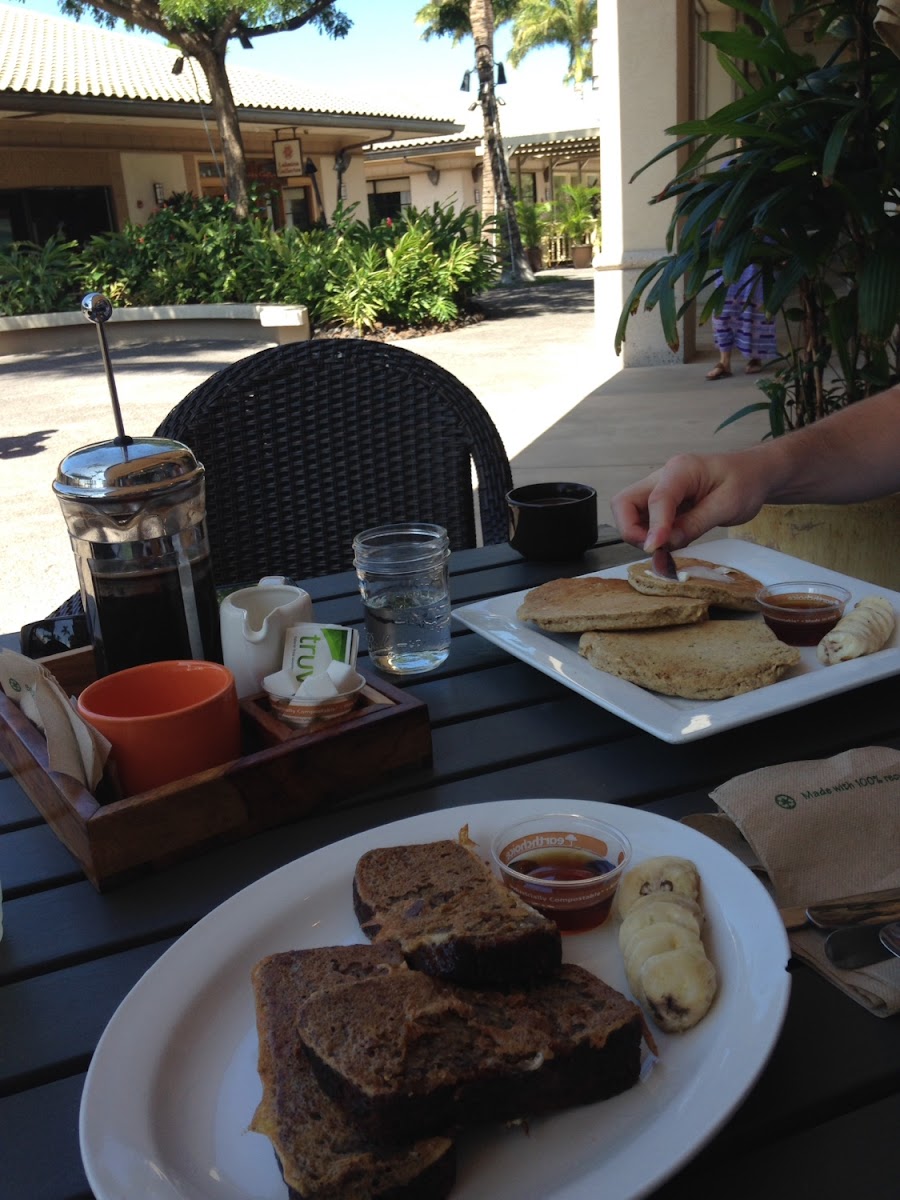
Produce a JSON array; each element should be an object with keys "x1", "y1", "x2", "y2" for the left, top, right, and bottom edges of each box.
[
  {"x1": 651, "y1": 546, "x2": 680, "y2": 580},
  {"x1": 780, "y1": 885, "x2": 900, "y2": 968}
]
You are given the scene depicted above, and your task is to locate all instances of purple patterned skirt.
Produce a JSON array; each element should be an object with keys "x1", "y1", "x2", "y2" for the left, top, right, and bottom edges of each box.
[{"x1": 712, "y1": 264, "x2": 777, "y2": 359}]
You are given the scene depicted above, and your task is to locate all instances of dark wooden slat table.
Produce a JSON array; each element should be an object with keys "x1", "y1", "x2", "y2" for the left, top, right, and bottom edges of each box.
[{"x1": 1, "y1": 540, "x2": 898, "y2": 1200}]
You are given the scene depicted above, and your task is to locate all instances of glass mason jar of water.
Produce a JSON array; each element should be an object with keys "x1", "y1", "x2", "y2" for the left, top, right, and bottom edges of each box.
[{"x1": 352, "y1": 523, "x2": 451, "y2": 674}]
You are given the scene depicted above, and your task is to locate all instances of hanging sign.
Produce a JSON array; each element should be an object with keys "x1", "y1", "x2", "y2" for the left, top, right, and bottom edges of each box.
[{"x1": 273, "y1": 139, "x2": 304, "y2": 177}]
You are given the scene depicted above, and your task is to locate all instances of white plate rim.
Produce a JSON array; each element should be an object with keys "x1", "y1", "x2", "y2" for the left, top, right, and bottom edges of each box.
[
  {"x1": 452, "y1": 539, "x2": 900, "y2": 742},
  {"x1": 79, "y1": 798, "x2": 791, "y2": 1200}
]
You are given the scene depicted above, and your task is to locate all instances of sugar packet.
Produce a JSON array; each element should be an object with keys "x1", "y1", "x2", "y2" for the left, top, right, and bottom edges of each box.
[{"x1": 282, "y1": 622, "x2": 359, "y2": 686}]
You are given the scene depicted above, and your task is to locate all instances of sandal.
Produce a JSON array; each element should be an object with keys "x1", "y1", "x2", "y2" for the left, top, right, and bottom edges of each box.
[
  {"x1": 706, "y1": 363, "x2": 732, "y2": 380},
  {"x1": 745, "y1": 359, "x2": 762, "y2": 375}
]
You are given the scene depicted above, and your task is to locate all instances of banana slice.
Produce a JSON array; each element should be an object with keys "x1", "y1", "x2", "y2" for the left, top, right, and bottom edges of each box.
[
  {"x1": 615, "y1": 855, "x2": 701, "y2": 917},
  {"x1": 619, "y1": 895, "x2": 703, "y2": 954},
  {"x1": 624, "y1": 922, "x2": 704, "y2": 1001},
  {"x1": 639, "y1": 947, "x2": 718, "y2": 1033}
]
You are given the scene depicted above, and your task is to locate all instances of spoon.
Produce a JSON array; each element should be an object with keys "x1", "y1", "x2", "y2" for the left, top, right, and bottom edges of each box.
[
  {"x1": 880, "y1": 921, "x2": 900, "y2": 960},
  {"x1": 825, "y1": 920, "x2": 900, "y2": 969}
]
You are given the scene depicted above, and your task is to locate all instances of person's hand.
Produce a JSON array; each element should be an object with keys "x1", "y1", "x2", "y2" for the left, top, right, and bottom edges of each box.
[{"x1": 610, "y1": 451, "x2": 771, "y2": 551}]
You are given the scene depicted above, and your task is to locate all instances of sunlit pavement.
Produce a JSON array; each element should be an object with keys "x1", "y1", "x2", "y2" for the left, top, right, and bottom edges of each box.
[{"x1": 0, "y1": 270, "x2": 769, "y2": 637}]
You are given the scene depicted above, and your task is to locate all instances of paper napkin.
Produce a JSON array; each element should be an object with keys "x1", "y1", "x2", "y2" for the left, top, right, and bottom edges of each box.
[
  {"x1": 688, "y1": 746, "x2": 900, "y2": 1016},
  {"x1": 0, "y1": 648, "x2": 109, "y2": 790}
]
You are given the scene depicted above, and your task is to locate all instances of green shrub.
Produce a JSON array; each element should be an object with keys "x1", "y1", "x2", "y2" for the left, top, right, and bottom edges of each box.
[
  {"x1": 0, "y1": 234, "x2": 81, "y2": 316},
  {"x1": 319, "y1": 202, "x2": 499, "y2": 332},
  {"x1": 0, "y1": 195, "x2": 499, "y2": 330},
  {"x1": 78, "y1": 192, "x2": 277, "y2": 306}
]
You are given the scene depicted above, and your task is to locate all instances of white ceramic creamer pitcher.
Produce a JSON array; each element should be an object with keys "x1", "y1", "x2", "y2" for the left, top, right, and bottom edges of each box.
[{"x1": 219, "y1": 576, "x2": 313, "y2": 698}]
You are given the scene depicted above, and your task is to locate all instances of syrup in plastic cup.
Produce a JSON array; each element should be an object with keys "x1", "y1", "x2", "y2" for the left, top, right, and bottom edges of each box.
[
  {"x1": 491, "y1": 813, "x2": 631, "y2": 933},
  {"x1": 756, "y1": 580, "x2": 850, "y2": 647}
]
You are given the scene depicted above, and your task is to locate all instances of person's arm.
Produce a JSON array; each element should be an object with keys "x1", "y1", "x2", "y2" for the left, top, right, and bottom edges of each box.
[{"x1": 611, "y1": 385, "x2": 900, "y2": 551}]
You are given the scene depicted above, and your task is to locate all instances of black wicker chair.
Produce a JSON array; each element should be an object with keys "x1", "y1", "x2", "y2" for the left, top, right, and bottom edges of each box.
[
  {"x1": 27, "y1": 339, "x2": 512, "y2": 654},
  {"x1": 152, "y1": 337, "x2": 513, "y2": 585}
]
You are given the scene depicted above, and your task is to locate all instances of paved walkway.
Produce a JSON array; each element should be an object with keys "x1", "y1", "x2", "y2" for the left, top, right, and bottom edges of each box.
[{"x1": 0, "y1": 272, "x2": 769, "y2": 636}]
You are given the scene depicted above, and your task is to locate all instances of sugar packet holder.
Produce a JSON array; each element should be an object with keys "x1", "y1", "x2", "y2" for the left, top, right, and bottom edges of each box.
[{"x1": 263, "y1": 622, "x2": 364, "y2": 728}]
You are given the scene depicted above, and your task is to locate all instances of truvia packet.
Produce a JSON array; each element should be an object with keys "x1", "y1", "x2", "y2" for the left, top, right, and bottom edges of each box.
[{"x1": 282, "y1": 622, "x2": 359, "y2": 687}]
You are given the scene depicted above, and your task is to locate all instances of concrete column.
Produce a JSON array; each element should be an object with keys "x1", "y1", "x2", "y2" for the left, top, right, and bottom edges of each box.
[{"x1": 594, "y1": 0, "x2": 689, "y2": 366}]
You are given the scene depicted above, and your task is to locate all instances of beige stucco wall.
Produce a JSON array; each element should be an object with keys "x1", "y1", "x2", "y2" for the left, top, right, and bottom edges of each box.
[
  {"x1": 339, "y1": 154, "x2": 368, "y2": 217},
  {"x1": 407, "y1": 169, "x2": 445, "y2": 211},
  {"x1": 437, "y1": 166, "x2": 476, "y2": 212},
  {"x1": 595, "y1": 0, "x2": 736, "y2": 365},
  {"x1": 595, "y1": 0, "x2": 685, "y2": 364},
  {"x1": 120, "y1": 152, "x2": 188, "y2": 225},
  {"x1": 407, "y1": 163, "x2": 478, "y2": 212}
]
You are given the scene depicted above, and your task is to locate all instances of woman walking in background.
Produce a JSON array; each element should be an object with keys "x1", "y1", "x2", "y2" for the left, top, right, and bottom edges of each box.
[{"x1": 706, "y1": 261, "x2": 778, "y2": 380}]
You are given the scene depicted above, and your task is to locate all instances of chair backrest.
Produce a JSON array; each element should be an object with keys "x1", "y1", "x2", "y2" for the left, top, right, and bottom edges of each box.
[{"x1": 153, "y1": 338, "x2": 513, "y2": 585}]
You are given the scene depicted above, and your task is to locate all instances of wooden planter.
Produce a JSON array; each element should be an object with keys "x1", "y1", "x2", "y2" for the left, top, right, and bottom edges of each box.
[
  {"x1": 0, "y1": 647, "x2": 432, "y2": 889},
  {"x1": 729, "y1": 494, "x2": 900, "y2": 589}
]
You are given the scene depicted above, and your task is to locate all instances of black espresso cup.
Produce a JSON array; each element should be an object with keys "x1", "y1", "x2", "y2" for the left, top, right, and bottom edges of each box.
[{"x1": 506, "y1": 482, "x2": 598, "y2": 561}]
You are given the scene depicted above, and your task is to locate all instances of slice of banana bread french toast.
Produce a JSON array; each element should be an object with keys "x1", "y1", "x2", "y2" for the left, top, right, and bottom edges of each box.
[
  {"x1": 297, "y1": 962, "x2": 645, "y2": 1146},
  {"x1": 250, "y1": 943, "x2": 455, "y2": 1200},
  {"x1": 352, "y1": 838, "x2": 562, "y2": 987}
]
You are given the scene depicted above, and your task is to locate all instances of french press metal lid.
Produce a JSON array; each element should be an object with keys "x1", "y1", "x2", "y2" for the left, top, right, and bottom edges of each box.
[{"x1": 54, "y1": 436, "x2": 203, "y2": 513}]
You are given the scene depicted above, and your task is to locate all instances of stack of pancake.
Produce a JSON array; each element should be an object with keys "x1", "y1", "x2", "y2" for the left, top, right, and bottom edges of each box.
[{"x1": 516, "y1": 556, "x2": 799, "y2": 700}]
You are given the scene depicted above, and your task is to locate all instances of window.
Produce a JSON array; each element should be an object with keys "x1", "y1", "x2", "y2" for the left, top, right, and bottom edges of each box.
[
  {"x1": 282, "y1": 186, "x2": 314, "y2": 231},
  {"x1": 512, "y1": 173, "x2": 538, "y2": 203},
  {"x1": 367, "y1": 177, "x2": 411, "y2": 224},
  {"x1": 0, "y1": 187, "x2": 114, "y2": 245},
  {"x1": 198, "y1": 161, "x2": 226, "y2": 199}
]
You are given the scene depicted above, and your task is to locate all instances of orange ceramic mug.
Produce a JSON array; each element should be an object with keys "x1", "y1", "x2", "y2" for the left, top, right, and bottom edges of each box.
[{"x1": 76, "y1": 660, "x2": 241, "y2": 797}]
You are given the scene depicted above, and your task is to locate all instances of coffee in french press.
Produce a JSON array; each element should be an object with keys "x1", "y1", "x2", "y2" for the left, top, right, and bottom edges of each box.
[
  {"x1": 52, "y1": 293, "x2": 222, "y2": 676},
  {"x1": 54, "y1": 437, "x2": 222, "y2": 675}
]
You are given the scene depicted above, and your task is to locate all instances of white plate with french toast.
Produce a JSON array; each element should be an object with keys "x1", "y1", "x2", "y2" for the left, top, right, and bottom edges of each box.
[
  {"x1": 79, "y1": 798, "x2": 790, "y2": 1200},
  {"x1": 453, "y1": 539, "x2": 900, "y2": 743}
]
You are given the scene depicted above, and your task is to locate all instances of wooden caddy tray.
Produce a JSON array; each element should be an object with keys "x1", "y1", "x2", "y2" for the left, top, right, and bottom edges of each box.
[{"x1": 0, "y1": 647, "x2": 432, "y2": 890}]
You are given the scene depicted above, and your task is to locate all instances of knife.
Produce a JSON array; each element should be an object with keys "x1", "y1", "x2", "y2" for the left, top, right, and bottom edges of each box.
[
  {"x1": 651, "y1": 546, "x2": 680, "y2": 581},
  {"x1": 779, "y1": 885, "x2": 900, "y2": 931}
]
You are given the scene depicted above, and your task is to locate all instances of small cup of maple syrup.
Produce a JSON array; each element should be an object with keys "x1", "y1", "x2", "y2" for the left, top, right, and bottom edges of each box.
[
  {"x1": 491, "y1": 813, "x2": 632, "y2": 933},
  {"x1": 756, "y1": 580, "x2": 851, "y2": 647}
]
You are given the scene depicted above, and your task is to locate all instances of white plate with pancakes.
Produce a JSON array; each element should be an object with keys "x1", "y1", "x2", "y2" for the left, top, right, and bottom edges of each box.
[
  {"x1": 79, "y1": 798, "x2": 790, "y2": 1200},
  {"x1": 452, "y1": 539, "x2": 900, "y2": 743}
]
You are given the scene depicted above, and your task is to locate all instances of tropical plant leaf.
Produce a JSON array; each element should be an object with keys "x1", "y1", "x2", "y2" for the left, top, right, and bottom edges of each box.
[
  {"x1": 715, "y1": 401, "x2": 773, "y2": 432},
  {"x1": 857, "y1": 247, "x2": 900, "y2": 341},
  {"x1": 821, "y1": 108, "x2": 857, "y2": 185}
]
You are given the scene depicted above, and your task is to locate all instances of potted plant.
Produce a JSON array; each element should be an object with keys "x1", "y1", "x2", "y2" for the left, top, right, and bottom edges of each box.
[
  {"x1": 612, "y1": 0, "x2": 900, "y2": 586},
  {"x1": 515, "y1": 200, "x2": 548, "y2": 273},
  {"x1": 556, "y1": 182, "x2": 600, "y2": 268}
]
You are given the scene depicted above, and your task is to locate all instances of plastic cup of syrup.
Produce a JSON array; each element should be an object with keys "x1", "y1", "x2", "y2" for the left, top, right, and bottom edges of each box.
[
  {"x1": 491, "y1": 813, "x2": 632, "y2": 933},
  {"x1": 756, "y1": 581, "x2": 851, "y2": 647}
]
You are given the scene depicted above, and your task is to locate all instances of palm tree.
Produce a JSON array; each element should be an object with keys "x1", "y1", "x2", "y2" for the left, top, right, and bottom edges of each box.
[
  {"x1": 417, "y1": 0, "x2": 533, "y2": 282},
  {"x1": 507, "y1": 0, "x2": 596, "y2": 85}
]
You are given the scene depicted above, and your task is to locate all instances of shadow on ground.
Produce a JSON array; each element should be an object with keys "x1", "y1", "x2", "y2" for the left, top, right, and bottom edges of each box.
[
  {"x1": 479, "y1": 277, "x2": 594, "y2": 320},
  {"x1": 0, "y1": 339, "x2": 257, "y2": 379},
  {"x1": 0, "y1": 430, "x2": 57, "y2": 459}
]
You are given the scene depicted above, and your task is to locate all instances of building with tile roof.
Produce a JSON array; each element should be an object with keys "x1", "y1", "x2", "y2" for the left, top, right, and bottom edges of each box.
[
  {"x1": 364, "y1": 89, "x2": 599, "y2": 265},
  {"x1": 0, "y1": 2, "x2": 460, "y2": 243}
]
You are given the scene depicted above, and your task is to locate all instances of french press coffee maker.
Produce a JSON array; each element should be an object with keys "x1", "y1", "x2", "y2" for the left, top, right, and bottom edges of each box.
[{"x1": 53, "y1": 294, "x2": 222, "y2": 676}]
